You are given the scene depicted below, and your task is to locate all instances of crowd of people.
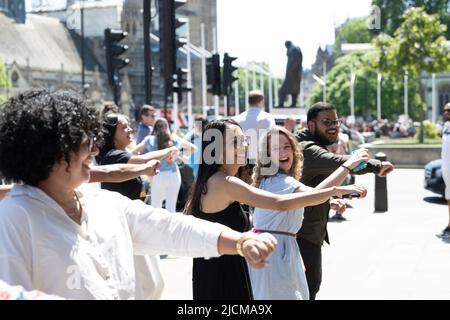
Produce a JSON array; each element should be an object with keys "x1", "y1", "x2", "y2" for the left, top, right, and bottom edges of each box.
[{"x1": 0, "y1": 88, "x2": 398, "y2": 300}]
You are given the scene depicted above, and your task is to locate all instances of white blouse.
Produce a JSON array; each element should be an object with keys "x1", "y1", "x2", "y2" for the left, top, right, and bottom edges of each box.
[{"x1": 0, "y1": 185, "x2": 226, "y2": 300}]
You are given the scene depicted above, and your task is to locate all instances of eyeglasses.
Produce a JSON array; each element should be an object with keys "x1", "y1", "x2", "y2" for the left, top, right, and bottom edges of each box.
[
  {"x1": 444, "y1": 109, "x2": 450, "y2": 113},
  {"x1": 233, "y1": 136, "x2": 251, "y2": 148},
  {"x1": 318, "y1": 119, "x2": 342, "y2": 127}
]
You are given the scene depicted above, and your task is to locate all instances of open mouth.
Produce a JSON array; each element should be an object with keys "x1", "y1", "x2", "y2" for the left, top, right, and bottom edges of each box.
[
  {"x1": 326, "y1": 129, "x2": 338, "y2": 135},
  {"x1": 279, "y1": 157, "x2": 290, "y2": 164}
]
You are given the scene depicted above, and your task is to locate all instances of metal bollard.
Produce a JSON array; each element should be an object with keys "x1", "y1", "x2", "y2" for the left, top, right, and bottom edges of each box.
[{"x1": 374, "y1": 152, "x2": 388, "y2": 212}]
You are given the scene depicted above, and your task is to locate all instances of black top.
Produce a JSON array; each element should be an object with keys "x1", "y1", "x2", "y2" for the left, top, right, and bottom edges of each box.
[
  {"x1": 296, "y1": 129, "x2": 382, "y2": 245},
  {"x1": 99, "y1": 149, "x2": 143, "y2": 201},
  {"x1": 192, "y1": 201, "x2": 253, "y2": 300}
]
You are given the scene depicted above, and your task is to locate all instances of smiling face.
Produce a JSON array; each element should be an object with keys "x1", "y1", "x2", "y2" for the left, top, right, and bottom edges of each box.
[
  {"x1": 270, "y1": 132, "x2": 294, "y2": 174},
  {"x1": 223, "y1": 124, "x2": 248, "y2": 167},
  {"x1": 308, "y1": 109, "x2": 341, "y2": 145},
  {"x1": 114, "y1": 116, "x2": 133, "y2": 150},
  {"x1": 50, "y1": 134, "x2": 99, "y2": 189}
]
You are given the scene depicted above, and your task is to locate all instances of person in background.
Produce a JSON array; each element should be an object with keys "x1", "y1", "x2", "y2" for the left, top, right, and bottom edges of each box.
[
  {"x1": 96, "y1": 112, "x2": 179, "y2": 299},
  {"x1": 136, "y1": 105, "x2": 156, "y2": 145},
  {"x1": 296, "y1": 102, "x2": 395, "y2": 300},
  {"x1": 327, "y1": 131, "x2": 352, "y2": 221},
  {"x1": 0, "y1": 88, "x2": 276, "y2": 300},
  {"x1": 284, "y1": 116, "x2": 297, "y2": 133},
  {"x1": 438, "y1": 102, "x2": 450, "y2": 238},
  {"x1": 133, "y1": 118, "x2": 197, "y2": 214},
  {"x1": 184, "y1": 117, "x2": 208, "y2": 180},
  {"x1": 235, "y1": 90, "x2": 275, "y2": 171}
]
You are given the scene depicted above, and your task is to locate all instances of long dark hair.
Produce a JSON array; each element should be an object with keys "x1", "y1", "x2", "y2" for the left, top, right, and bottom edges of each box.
[
  {"x1": 184, "y1": 119, "x2": 251, "y2": 216},
  {"x1": 151, "y1": 118, "x2": 173, "y2": 150},
  {"x1": 96, "y1": 113, "x2": 120, "y2": 163}
]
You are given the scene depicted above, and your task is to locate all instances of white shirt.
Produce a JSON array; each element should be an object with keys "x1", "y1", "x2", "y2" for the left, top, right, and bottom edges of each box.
[
  {"x1": 442, "y1": 121, "x2": 450, "y2": 171},
  {"x1": 235, "y1": 107, "x2": 276, "y2": 161},
  {"x1": 0, "y1": 185, "x2": 226, "y2": 300}
]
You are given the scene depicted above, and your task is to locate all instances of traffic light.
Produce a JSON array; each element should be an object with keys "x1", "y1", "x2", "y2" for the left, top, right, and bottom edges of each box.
[
  {"x1": 222, "y1": 53, "x2": 238, "y2": 97},
  {"x1": 173, "y1": 67, "x2": 191, "y2": 103},
  {"x1": 206, "y1": 54, "x2": 221, "y2": 96},
  {"x1": 104, "y1": 28, "x2": 130, "y2": 87},
  {"x1": 158, "y1": 0, "x2": 187, "y2": 99}
]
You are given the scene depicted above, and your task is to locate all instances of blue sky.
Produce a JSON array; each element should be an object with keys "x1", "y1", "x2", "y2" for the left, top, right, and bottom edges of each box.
[{"x1": 217, "y1": 0, "x2": 372, "y2": 76}]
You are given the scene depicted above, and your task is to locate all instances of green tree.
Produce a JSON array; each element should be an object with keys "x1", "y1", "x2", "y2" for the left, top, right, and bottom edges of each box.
[
  {"x1": 0, "y1": 61, "x2": 9, "y2": 104},
  {"x1": 307, "y1": 51, "x2": 422, "y2": 120},
  {"x1": 372, "y1": 0, "x2": 450, "y2": 39},
  {"x1": 373, "y1": 7, "x2": 450, "y2": 142},
  {"x1": 335, "y1": 18, "x2": 374, "y2": 56}
]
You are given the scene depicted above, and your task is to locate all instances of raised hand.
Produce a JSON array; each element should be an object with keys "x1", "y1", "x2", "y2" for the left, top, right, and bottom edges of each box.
[
  {"x1": 378, "y1": 161, "x2": 395, "y2": 177},
  {"x1": 343, "y1": 148, "x2": 369, "y2": 170}
]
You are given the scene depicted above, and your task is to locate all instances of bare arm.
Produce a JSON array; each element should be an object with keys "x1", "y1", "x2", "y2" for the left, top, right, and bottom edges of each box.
[
  {"x1": 127, "y1": 147, "x2": 177, "y2": 164},
  {"x1": 130, "y1": 141, "x2": 146, "y2": 155},
  {"x1": 89, "y1": 161, "x2": 160, "y2": 183},
  {"x1": 219, "y1": 175, "x2": 365, "y2": 212}
]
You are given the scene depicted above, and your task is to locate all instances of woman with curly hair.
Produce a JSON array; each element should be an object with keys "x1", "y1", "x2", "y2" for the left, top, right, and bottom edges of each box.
[
  {"x1": 184, "y1": 120, "x2": 367, "y2": 300},
  {"x1": 0, "y1": 89, "x2": 277, "y2": 300},
  {"x1": 248, "y1": 126, "x2": 369, "y2": 300}
]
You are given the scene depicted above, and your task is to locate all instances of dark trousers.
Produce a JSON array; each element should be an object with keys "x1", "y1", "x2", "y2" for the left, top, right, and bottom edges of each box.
[{"x1": 297, "y1": 238, "x2": 322, "y2": 300}]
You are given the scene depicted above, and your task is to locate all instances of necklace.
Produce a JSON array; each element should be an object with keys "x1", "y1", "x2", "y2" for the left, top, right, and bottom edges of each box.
[{"x1": 66, "y1": 192, "x2": 82, "y2": 222}]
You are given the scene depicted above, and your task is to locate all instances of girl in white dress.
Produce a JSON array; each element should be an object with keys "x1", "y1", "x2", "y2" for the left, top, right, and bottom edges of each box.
[{"x1": 248, "y1": 126, "x2": 367, "y2": 300}]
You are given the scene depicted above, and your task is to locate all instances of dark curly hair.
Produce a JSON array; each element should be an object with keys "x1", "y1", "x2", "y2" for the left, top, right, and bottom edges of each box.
[{"x1": 0, "y1": 88, "x2": 101, "y2": 186}]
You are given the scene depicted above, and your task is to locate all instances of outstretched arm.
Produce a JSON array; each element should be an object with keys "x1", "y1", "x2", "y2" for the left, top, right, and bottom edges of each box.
[
  {"x1": 217, "y1": 174, "x2": 366, "y2": 212},
  {"x1": 89, "y1": 161, "x2": 160, "y2": 183}
]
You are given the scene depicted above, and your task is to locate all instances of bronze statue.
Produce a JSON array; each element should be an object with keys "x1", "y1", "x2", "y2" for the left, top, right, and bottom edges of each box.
[{"x1": 279, "y1": 41, "x2": 303, "y2": 108}]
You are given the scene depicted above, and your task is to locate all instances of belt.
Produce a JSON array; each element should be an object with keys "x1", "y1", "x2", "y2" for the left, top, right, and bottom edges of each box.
[{"x1": 252, "y1": 228, "x2": 297, "y2": 238}]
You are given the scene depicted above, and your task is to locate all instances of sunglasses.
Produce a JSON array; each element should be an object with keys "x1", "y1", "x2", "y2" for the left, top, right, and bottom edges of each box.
[
  {"x1": 444, "y1": 109, "x2": 450, "y2": 113},
  {"x1": 318, "y1": 119, "x2": 342, "y2": 127}
]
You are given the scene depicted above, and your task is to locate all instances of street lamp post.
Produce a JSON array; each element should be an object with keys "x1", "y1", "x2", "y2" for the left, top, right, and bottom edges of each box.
[
  {"x1": 81, "y1": 0, "x2": 85, "y2": 90},
  {"x1": 377, "y1": 72, "x2": 382, "y2": 120},
  {"x1": 404, "y1": 70, "x2": 409, "y2": 118},
  {"x1": 313, "y1": 74, "x2": 326, "y2": 102},
  {"x1": 350, "y1": 71, "x2": 356, "y2": 118}
]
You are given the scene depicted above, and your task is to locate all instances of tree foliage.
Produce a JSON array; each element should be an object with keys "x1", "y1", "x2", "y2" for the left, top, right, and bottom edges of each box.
[
  {"x1": 307, "y1": 52, "x2": 422, "y2": 120},
  {"x1": 373, "y1": 7, "x2": 450, "y2": 141},
  {"x1": 335, "y1": 18, "x2": 374, "y2": 56},
  {"x1": 0, "y1": 61, "x2": 9, "y2": 104},
  {"x1": 372, "y1": 0, "x2": 450, "y2": 39}
]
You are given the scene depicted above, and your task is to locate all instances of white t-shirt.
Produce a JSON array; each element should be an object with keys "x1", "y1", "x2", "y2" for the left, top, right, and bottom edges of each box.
[
  {"x1": 235, "y1": 107, "x2": 276, "y2": 161},
  {"x1": 0, "y1": 185, "x2": 226, "y2": 300},
  {"x1": 442, "y1": 121, "x2": 450, "y2": 171}
]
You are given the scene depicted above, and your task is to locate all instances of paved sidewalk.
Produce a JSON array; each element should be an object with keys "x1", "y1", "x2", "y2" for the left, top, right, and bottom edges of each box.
[{"x1": 159, "y1": 169, "x2": 450, "y2": 300}]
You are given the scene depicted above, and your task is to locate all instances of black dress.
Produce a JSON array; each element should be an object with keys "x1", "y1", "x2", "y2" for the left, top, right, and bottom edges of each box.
[{"x1": 193, "y1": 201, "x2": 253, "y2": 300}]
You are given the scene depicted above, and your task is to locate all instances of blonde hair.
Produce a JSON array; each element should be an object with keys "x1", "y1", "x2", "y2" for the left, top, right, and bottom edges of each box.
[{"x1": 252, "y1": 126, "x2": 303, "y2": 187}]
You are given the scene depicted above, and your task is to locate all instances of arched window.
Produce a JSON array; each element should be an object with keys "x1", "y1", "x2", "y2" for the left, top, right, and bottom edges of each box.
[{"x1": 11, "y1": 71, "x2": 19, "y2": 88}]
